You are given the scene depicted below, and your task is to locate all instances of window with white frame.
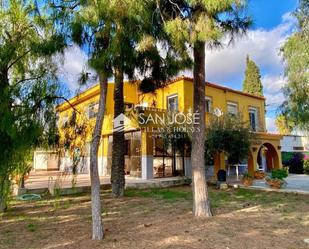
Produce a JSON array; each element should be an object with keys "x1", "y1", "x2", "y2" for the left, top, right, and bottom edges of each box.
[
  {"x1": 205, "y1": 97, "x2": 212, "y2": 113},
  {"x1": 61, "y1": 114, "x2": 69, "y2": 127},
  {"x1": 85, "y1": 142, "x2": 91, "y2": 157},
  {"x1": 167, "y1": 94, "x2": 178, "y2": 112},
  {"x1": 87, "y1": 102, "x2": 99, "y2": 119},
  {"x1": 249, "y1": 107, "x2": 258, "y2": 131},
  {"x1": 227, "y1": 102, "x2": 238, "y2": 116}
]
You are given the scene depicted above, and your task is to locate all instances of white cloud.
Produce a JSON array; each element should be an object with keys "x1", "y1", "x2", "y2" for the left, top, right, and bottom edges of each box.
[
  {"x1": 204, "y1": 12, "x2": 295, "y2": 84},
  {"x1": 262, "y1": 74, "x2": 287, "y2": 93},
  {"x1": 266, "y1": 117, "x2": 278, "y2": 133},
  {"x1": 262, "y1": 74, "x2": 287, "y2": 108},
  {"x1": 55, "y1": 44, "x2": 96, "y2": 92},
  {"x1": 203, "y1": 12, "x2": 297, "y2": 120},
  {"x1": 264, "y1": 92, "x2": 285, "y2": 107}
]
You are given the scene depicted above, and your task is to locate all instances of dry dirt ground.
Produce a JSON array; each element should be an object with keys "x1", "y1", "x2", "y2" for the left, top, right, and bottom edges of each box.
[{"x1": 0, "y1": 186, "x2": 308, "y2": 249}]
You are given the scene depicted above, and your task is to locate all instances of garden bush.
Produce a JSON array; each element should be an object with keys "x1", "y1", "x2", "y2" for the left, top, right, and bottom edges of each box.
[
  {"x1": 287, "y1": 153, "x2": 304, "y2": 174},
  {"x1": 271, "y1": 169, "x2": 288, "y2": 180},
  {"x1": 304, "y1": 160, "x2": 309, "y2": 175}
]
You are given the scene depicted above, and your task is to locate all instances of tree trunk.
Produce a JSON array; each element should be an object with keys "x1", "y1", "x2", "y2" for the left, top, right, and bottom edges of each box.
[
  {"x1": 0, "y1": 177, "x2": 8, "y2": 213},
  {"x1": 111, "y1": 65, "x2": 125, "y2": 197},
  {"x1": 90, "y1": 74, "x2": 108, "y2": 240},
  {"x1": 191, "y1": 41, "x2": 212, "y2": 217},
  {"x1": 0, "y1": 198, "x2": 6, "y2": 212},
  {"x1": 0, "y1": 69, "x2": 10, "y2": 213}
]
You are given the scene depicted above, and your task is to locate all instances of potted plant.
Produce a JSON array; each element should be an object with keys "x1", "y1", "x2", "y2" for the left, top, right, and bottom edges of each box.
[
  {"x1": 242, "y1": 172, "x2": 253, "y2": 186},
  {"x1": 254, "y1": 170, "x2": 266, "y2": 179},
  {"x1": 265, "y1": 169, "x2": 288, "y2": 189}
]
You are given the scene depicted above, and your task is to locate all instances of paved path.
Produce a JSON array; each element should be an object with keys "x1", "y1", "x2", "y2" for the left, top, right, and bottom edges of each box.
[
  {"x1": 248, "y1": 174, "x2": 309, "y2": 194},
  {"x1": 25, "y1": 172, "x2": 309, "y2": 195},
  {"x1": 24, "y1": 171, "x2": 189, "y2": 190}
]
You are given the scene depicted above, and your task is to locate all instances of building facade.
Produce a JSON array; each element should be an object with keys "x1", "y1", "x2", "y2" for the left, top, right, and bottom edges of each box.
[
  {"x1": 56, "y1": 76, "x2": 283, "y2": 179},
  {"x1": 280, "y1": 135, "x2": 309, "y2": 153},
  {"x1": 280, "y1": 135, "x2": 309, "y2": 165}
]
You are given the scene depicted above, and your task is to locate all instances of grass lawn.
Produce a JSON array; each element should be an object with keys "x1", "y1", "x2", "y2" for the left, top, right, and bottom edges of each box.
[{"x1": 0, "y1": 186, "x2": 308, "y2": 249}]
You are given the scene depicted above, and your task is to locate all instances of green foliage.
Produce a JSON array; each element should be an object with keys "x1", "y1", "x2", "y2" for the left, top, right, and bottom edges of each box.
[
  {"x1": 205, "y1": 113, "x2": 253, "y2": 165},
  {"x1": 26, "y1": 223, "x2": 38, "y2": 232},
  {"x1": 270, "y1": 169, "x2": 288, "y2": 180},
  {"x1": 160, "y1": 0, "x2": 252, "y2": 49},
  {"x1": 303, "y1": 160, "x2": 309, "y2": 175},
  {"x1": 275, "y1": 115, "x2": 294, "y2": 135},
  {"x1": 281, "y1": 0, "x2": 309, "y2": 131},
  {"x1": 242, "y1": 172, "x2": 253, "y2": 179},
  {"x1": 51, "y1": 0, "x2": 191, "y2": 90},
  {"x1": 59, "y1": 110, "x2": 91, "y2": 177},
  {"x1": 242, "y1": 55, "x2": 263, "y2": 96},
  {"x1": 0, "y1": 0, "x2": 65, "y2": 211}
]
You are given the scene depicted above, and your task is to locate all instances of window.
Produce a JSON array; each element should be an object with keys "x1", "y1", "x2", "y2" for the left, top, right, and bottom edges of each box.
[
  {"x1": 61, "y1": 114, "x2": 69, "y2": 127},
  {"x1": 125, "y1": 140, "x2": 130, "y2": 156},
  {"x1": 293, "y1": 146, "x2": 304, "y2": 151},
  {"x1": 205, "y1": 97, "x2": 212, "y2": 113},
  {"x1": 167, "y1": 94, "x2": 178, "y2": 112},
  {"x1": 227, "y1": 102, "x2": 238, "y2": 116},
  {"x1": 249, "y1": 107, "x2": 258, "y2": 131},
  {"x1": 88, "y1": 102, "x2": 99, "y2": 119}
]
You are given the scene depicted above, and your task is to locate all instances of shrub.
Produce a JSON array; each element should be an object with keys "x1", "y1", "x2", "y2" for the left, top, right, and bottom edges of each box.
[
  {"x1": 282, "y1": 152, "x2": 294, "y2": 166},
  {"x1": 304, "y1": 160, "x2": 309, "y2": 175},
  {"x1": 205, "y1": 113, "x2": 252, "y2": 167},
  {"x1": 271, "y1": 169, "x2": 288, "y2": 180},
  {"x1": 287, "y1": 153, "x2": 304, "y2": 174}
]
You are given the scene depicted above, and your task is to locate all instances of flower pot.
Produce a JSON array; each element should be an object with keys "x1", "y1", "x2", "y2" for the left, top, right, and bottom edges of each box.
[
  {"x1": 24, "y1": 175, "x2": 29, "y2": 181},
  {"x1": 242, "y1": 178, "x2": 253, "y2": 186},
  {"x1": 254, "y1": 171, "x2": 266, "y2": 179},
  {"x1": 265, "y1": 178, "x2": 283, "y2": 189}
]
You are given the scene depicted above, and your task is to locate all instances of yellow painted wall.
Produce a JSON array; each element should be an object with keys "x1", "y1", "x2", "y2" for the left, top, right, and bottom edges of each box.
[
  {"x1": 140, "y1": 78, "x2": 266, "y2": 131},
  {"x1": 57, "y1": 82, "x2": 138, "y2": 156},
  {"x1": 57, "y1": 77, "x2": 267, "y2": 157},
  {"x1": 139, "y1": 80, "x2": 185, "y2": 111}
]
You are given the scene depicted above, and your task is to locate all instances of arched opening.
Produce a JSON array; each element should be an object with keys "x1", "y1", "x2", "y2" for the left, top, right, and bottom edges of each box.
[{"x1": 257, "y1": 143, "x2": 279, "y2": 172}]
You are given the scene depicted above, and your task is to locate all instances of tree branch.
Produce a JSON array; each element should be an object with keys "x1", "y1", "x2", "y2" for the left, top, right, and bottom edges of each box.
[
  {"x1": 12, "y1": 73, "x2": 46, "y2": 87},
  {"x1": 7, "y1": 50, "x2": 31, "y2": 71}
]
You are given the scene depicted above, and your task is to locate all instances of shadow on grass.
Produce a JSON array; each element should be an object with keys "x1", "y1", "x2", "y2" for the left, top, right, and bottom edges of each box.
[{"x1": 125, "y1": 188, "x2": 192, "y2": 202}]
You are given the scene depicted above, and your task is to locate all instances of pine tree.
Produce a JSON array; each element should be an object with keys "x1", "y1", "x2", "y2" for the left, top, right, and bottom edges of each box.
[
  {"x1": 243, "y1": 55, "x2": 263, "y2": 96},
  {"x1": 53, "y1": 0, "x2": 191, "y2": 239},
  {"x1": 160, "y1": 0, "x2": 251, "y2": 217}
]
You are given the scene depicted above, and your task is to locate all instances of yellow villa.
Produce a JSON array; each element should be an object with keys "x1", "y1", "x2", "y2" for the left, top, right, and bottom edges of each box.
[{"x1": 56, "y1": 76, "x2": 283, "y2": 180}]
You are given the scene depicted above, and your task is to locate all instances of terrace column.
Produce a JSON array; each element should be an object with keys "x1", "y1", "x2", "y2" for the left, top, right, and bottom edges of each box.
[
  {"x1": 184, "y1": 145, "x2": 192, "y2": 177},
  {"x1": 248, "y1": 148, "x2": 258, "y2": 175},
  {"x1": 214, "y1": 152, "x2": 225, "y2": 175},
  {"x1": 101, "y1": 136, "x2": 109, "y2": 176},
  {"x1": 184, "y1": 157, "x2": 192, "y2": 177},
  {"x1": 141, "y1": 131, "x2": 153, "y2": 180}
]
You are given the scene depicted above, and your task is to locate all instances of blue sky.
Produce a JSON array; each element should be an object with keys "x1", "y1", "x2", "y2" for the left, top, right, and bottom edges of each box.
[
  {"x1": 58, "y1": 0, "x2": 298, "y2": 132},
  {"x1": 248, "y1": 0, "x2": 296, "y2": 29},
  {"x1": 203, "y1": 0, "x2": 298, "y2": 132}
]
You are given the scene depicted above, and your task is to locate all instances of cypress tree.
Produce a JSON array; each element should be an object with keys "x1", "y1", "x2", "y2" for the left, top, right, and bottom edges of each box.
[{"x1": 243, "y1": 55, "x2": 263, "y2": 96}]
